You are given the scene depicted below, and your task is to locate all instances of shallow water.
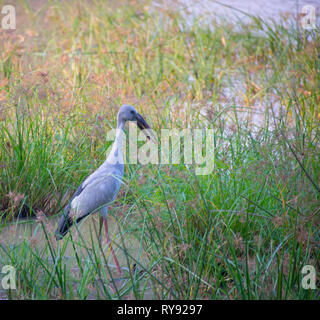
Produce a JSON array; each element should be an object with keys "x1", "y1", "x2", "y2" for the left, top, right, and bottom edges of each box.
[
  {"x1": 169, "y1": 0, "x2": 320, "y2": 27},
  {"x1": 157, "y1": 0, "x2": 318, "y2": 134},
  {"x1": 0, "y1": 214, "x2": 152, "y2": 299}
]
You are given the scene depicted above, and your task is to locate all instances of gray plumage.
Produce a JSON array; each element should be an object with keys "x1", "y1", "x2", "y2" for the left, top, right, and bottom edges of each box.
[{"x1": 55, "y1": 105, "x2": 153, "y2": 240}]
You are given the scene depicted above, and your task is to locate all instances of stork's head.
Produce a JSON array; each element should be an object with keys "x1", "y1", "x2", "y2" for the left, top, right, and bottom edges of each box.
[{"x1": 117, "y1": 105, "x2": 157, "y2": 143}]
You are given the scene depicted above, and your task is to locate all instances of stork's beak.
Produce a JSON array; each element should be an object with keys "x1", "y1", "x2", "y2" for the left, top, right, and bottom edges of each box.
[{"x1": 136, "y1": 113, "x2": 158, "y2": 144}]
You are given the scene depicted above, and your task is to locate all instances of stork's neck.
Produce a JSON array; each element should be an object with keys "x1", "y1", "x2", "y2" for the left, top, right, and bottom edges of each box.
[{"x1": 106, "y1": 119, "x2": 125, "y2": 165}]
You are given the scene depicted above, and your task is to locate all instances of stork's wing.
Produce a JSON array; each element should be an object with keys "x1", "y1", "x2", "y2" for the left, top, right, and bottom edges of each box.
[
  {"x1": 70, "y1": 173, "x2": 122, "y2": 219},
  {"x1": 55, "y1": 164, "x2": 123, "y2": 240}
]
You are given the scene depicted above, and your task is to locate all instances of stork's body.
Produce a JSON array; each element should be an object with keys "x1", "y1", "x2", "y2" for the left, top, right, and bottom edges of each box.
[{"x1": 55, "y1": 105, "x2": 154, "y2": 274}]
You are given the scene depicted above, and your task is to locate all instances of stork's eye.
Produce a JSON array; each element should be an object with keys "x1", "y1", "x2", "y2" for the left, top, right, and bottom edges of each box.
[{"x1": 130, "y1": 110, "x2": 135, "y2": 114}]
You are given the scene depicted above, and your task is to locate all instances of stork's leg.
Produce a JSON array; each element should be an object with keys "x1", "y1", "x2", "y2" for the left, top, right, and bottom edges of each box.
[{"x1": 100, "y1": 207, "x2": 122, "y2": 275}]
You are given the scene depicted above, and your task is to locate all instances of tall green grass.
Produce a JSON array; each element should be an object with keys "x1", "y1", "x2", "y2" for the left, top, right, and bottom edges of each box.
[{"x1": 0, "y1": 0, "x2": 319, "y2": 299}]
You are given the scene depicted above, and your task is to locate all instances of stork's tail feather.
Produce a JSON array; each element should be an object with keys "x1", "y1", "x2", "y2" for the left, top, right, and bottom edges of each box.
[{"x1": 55, "y1": 210, "x2": 73, "y2": 241}]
